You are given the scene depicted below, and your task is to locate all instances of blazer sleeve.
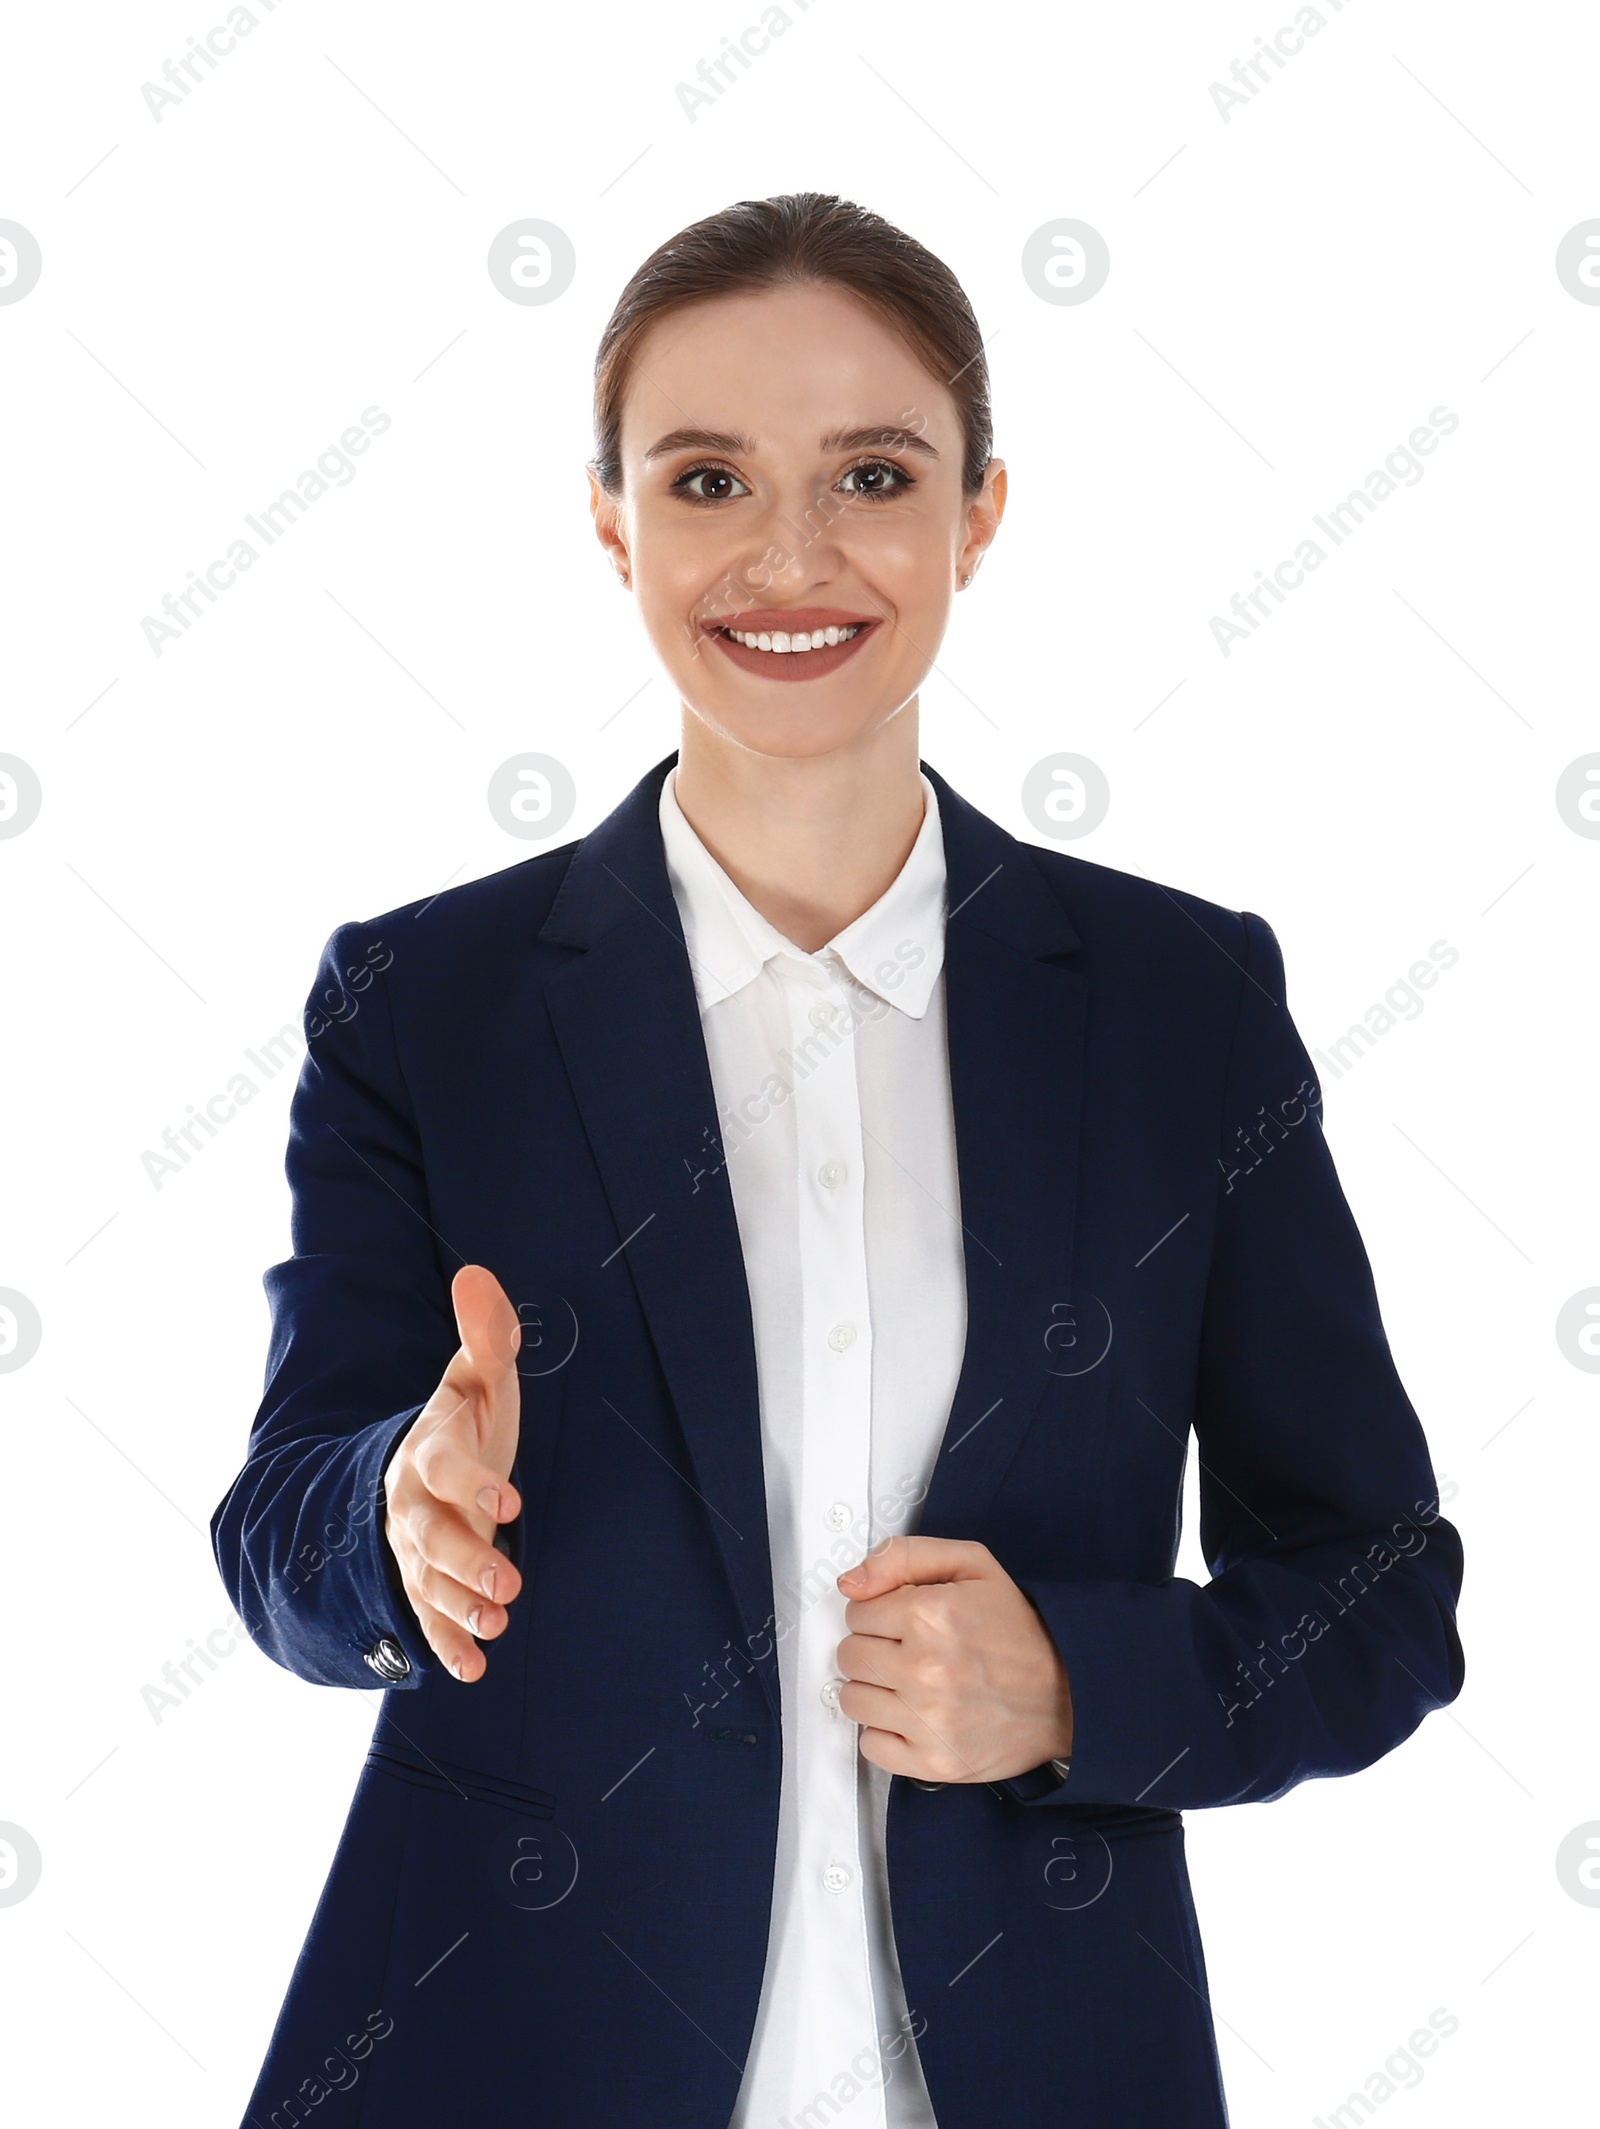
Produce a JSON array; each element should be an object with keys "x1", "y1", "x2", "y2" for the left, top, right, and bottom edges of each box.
[
  {"x1": 1008, "y1": 909, "x2": 1465, "y2": 1811},
  {"x1": 210, "y1": 919, "x2": 457, "y2": 1689}
]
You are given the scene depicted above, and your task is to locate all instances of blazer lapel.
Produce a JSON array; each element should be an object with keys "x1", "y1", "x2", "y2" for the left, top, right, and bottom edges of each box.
[
  {"x1": 537, "y1": 752, "x2": 780, "y2": 1722},
  {"x1": 914, "y1": 764, "x2": 1088, "y2": 1539}
]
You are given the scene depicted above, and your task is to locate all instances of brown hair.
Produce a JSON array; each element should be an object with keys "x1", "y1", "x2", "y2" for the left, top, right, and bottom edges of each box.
[{"x1": 591, "y1": 191, "x2": 992, "y2": 497}]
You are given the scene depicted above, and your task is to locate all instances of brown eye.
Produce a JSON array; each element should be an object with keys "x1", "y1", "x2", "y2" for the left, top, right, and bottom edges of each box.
[
  {"x1": 673, "y1": 463, "x2": 750, "y2": 503},
  {"x1": 837, "y1": 457, "x2": 914, "y2": 501}
]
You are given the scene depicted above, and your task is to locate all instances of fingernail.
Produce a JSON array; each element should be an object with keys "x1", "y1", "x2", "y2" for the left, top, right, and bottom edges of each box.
[
  {"x1": 480, "y1": 1564, "x2": 499, "y2": 1600},
  {"x1": 449, "y1": 1658, "x2": 465, "y2": 1681},
  {"x1": 476, "y1": 1485, "x2": 500, "y2": 1517},
  {"x1": 467, "y1": 1607, "x2": 484, "y2": 1637}
]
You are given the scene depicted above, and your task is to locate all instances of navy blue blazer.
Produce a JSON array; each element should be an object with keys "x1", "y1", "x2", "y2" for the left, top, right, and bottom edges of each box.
[{"x1": 213, "y1": 749, "x2": 1464, "y2": 2129}]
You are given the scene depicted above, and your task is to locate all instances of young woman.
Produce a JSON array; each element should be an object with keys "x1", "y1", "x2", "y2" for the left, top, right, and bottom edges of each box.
[{"x1": 214, "y1": 193, "x2": 1464, "y2": 2129}]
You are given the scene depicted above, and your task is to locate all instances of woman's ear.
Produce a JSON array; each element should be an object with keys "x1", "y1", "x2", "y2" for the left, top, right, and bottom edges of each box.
[
  {"x1": 958, "y1": 457, "x2": 1006, "y2": 585},
  {"x1": 587, "y1": 464, "x2": 631, "y2": 584}
]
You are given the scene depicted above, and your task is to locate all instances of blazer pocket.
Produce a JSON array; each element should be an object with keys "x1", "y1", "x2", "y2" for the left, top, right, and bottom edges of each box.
[
  {"x1": 365, "y1": 1741, "x2": 556, "y2": 1820},
  {"x1": 1048, "y1": 1802, "x2": 1183, "y2": 1842}
]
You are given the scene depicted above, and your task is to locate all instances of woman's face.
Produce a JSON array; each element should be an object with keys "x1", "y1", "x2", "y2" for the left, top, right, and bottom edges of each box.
[{"x1": 591, "y1": 280, "x2": 1004, "y2": 762}]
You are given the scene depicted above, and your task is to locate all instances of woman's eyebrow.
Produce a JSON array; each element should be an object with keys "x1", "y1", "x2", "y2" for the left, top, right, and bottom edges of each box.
[
  {"x1": 643, "y1": 426, "x2": 753, "y2": 462},
  {"x1": 642, "y1": 423, "x2": 940, "y2": 462},
  {"x1": 820, "y1": 424, "x2": 939, "y2": 459}
]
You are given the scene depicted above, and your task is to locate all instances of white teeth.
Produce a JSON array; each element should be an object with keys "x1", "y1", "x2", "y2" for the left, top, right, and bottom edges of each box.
[{"x1": 727, "y1": 624, "x2": 862, "y2": 653}]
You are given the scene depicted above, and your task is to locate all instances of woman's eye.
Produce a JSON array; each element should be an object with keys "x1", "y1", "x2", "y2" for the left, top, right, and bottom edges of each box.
[
  {"x1": 672, "y1": 463, "x2": 750, "y2": 503},
  {"x1": 837, "y1": 457, "x2": 915, "y2": 501}
]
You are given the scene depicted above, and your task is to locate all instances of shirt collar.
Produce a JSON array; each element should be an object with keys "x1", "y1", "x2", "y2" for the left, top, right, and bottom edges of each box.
[{"x1": 658, "y1": 766, "x2": 947, "y2": 1019}]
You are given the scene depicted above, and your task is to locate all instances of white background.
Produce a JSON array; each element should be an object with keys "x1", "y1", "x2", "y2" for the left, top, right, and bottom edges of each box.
[{"x1": 2, "y1": 2, "x2": 1596, "y2": 2122}]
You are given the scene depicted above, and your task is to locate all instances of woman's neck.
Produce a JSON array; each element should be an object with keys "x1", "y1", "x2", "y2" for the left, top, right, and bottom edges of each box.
[{"x1": 671, "y1": 708, "x2": 928, "y2": 954}]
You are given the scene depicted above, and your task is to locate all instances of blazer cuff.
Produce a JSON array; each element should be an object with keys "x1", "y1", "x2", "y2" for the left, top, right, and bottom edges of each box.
[
  {"x1": 362, "y1": 1404, "x2": 437, "y2": 1684},
  {"x1": 1014, "y1": 1574, "x2": 1209, "y2": 1809},
  {"x1": 233, "y1": 1403, "x2": 437, "y2": 1691},
  {"x1": 1001, "y1": 1755, "x2": 1073, "y2": 1805}
]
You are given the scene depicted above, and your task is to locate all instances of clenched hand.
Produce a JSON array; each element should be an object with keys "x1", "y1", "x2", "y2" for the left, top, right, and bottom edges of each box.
[{"x1": 836, "y1": 1536, "x2": 1074, "y2": 1782}]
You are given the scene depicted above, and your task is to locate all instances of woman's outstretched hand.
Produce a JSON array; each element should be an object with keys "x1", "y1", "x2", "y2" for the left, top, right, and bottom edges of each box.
[{"x1": 382, "y1": 1265, "x2": 524, "y2": 1682}]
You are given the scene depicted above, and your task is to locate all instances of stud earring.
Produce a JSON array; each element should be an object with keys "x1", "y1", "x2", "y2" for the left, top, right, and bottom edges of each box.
[
  {"x1": 961, "y1": 572, "x2": 973, "y2": 586},
  {"x1": 617, "y1": 569, "x2": 629, "y2": 586}
]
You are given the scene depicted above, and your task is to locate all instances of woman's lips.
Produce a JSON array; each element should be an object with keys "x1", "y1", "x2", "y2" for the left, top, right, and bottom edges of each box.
[{"x1": 701, "y1": 608, "x2": 882, "y2": 683}]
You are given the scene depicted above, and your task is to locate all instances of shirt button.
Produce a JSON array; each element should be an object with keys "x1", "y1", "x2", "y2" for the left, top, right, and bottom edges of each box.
[
  {"x1": 820, "y1": 1677, "x2": 845, "y2": 1712},
  {"x1": 825, "y1": 1501, "x2": 852, "y2": 1532},
  {"x1": 827, "y1": 1321, "x2": 857, "y2": 1353},
  {"x1": 809, "y1": 999, "x2": 839, "y2": 1028},
  {"x1": 821, "y1": 1861, "x2": 853, "y2": 1894},
  {"x1": 817, "y1": 1160, "x2": 847, "y2": 1190}
]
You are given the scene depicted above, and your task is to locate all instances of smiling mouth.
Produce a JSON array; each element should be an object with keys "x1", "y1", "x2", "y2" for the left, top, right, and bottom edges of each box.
[
  {"x1": 701, "y1": 610, "x2": 882, "y2": 682},
  {"x1": 718, "y1": 622, "x2": 863, "y2": 654}
]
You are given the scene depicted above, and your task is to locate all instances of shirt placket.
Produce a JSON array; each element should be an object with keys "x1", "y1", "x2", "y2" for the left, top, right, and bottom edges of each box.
[{"x1": 780, "y1": 944, "x2": 888, "y2": 2118}]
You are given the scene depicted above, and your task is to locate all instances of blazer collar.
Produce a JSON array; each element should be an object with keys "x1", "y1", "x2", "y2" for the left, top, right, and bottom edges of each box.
[{"x1": 539, "y1": 749, "x2": 1081, "y2": 965}]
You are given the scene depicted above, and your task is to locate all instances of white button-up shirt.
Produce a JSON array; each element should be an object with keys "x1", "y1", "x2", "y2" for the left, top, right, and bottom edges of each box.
[{"x1": 659, "y1": 766, "x2": 966, "y2": 2129}]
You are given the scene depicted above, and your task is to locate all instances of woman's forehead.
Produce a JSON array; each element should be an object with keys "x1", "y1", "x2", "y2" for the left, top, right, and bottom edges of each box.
[{"x1": 619, "y1": 287, "x2": 958, "y2": 455}]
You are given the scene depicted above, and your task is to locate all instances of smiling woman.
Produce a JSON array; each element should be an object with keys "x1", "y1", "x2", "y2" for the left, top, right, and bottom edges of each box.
[
  {"x1": 583, "y1": 196, "x2": 1006, "y2": 948},
  {"x1": 214, "y1": 191, "x2": 1463, "y2": 2129}
]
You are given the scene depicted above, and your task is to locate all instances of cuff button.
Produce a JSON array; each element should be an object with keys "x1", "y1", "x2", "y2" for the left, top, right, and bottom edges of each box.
[{"x1": 363, "y1": 1635, "x2": 412, "y2": 1683}]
